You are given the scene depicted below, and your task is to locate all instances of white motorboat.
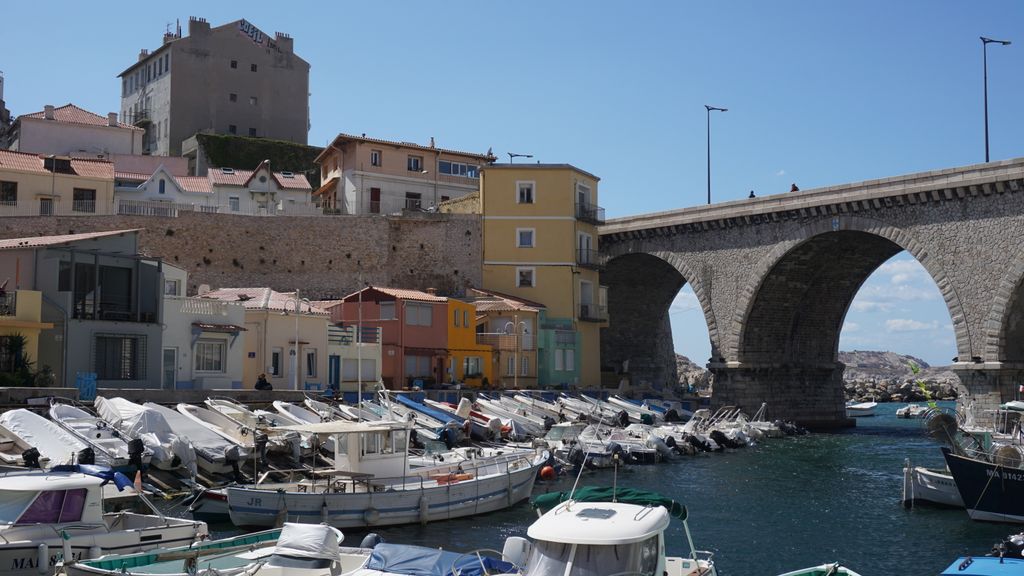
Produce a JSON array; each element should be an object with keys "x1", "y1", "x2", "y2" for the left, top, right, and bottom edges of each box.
[
  {"x1": 474, "y1": 396, "x2": 546, "y2": 439},
  {"x1": 94, "y1": 397, "x2": 196, "y2": 475},
  {"x1": 896, "y1": 403, "x2": 931, "y2": 418},
  {"x1": 608, "y1": 394, "x2": 663, "y2": 423},
  {"x1": 305, "y1": 397, "x2": 381, "y2": 423},
  {"x1": 0, "y1": 420, "x2": 48, "y2": 470},
  {"x1": 226, "y1": 420, "x2": 543, "y2": 529},
  {"x1": 142, "y1": 403, "x2": 249, "y2": 476},
  {"x1": 0, "y1": 409, "x2": 91, "y2": 469},
  {"x1": 48, "y1": 403, "x2": 151, "y2": 473},
  {"x1": 901, "y1": 458, "x2": 964, "y2": 508},
  {"x1": 0, "y1": 466, "x2": 207, "y2": 576},
  {"x1": 846, "y1": 401, "x2": 877, "y2": 417},
  {"x1": 195, "y1": 400, "x2": 301, "y2": 458}
]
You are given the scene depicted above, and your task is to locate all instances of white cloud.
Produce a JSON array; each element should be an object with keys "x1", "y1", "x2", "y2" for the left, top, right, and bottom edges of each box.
[
  {"x1": 851, "y1": 300, "x2": 895, "y2": 313},
  {"x1": 857, "y1": 283, "x2": 939, "y2": 302},
  {"x1": 842, "y1": 322, "x2": 860, "y2": 333},
  {"x1": 669, "y1": 290, "x2": 701, "y2": 315},
  {"x1": 885, "y1": 318, "x2": 940, "y2": 332},
  {"x1": 775, "y1": 169, "x2": 786, "y2": 176}
]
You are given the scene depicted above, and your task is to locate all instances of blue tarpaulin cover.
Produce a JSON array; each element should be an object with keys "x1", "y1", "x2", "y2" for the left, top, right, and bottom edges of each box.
[
  {"x1": 365, "y1": 543, "x2": 515, "y2": 576},
  {"x1": 50, "y1": 464, "x2": 134, "y2": 491},
  {"x1": 395, "y1": 395, "x2": 463, "y2": 425}
]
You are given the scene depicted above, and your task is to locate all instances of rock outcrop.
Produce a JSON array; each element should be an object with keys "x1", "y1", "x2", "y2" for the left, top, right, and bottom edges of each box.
[{"x1": 839, "y1": 350, "x2": 958, "y2": 402}]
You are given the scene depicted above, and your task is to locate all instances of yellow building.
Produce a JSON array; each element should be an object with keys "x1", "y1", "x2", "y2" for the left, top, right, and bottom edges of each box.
[
  {"x1": 0, "y1": 149, "x2": 115, "y2": 216},
  {"x1": 475, "y1": 164, "x2": 607, "y2": 388},
  {"x1": 0, "y1": 290, "x2": 55, "y2": 381},
  {"x1": 467, "y1": 288, "x2": 541, "y2": 390},
  {"x1": 446, "y1": 298, "x2": 493, "y2": 388}
]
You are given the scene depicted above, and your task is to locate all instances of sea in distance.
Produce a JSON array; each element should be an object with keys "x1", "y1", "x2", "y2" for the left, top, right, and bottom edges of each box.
[{"x1": 197, "y1": 401, "x2": 1009, "y2": 575}]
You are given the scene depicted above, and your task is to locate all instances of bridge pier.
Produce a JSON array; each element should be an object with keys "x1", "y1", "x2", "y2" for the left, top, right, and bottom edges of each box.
[
  {"x1": 709, "y1": 363, "x2": 854, "y2": 430},
  {"x1": 953, "y1": 364, "x2": 1024, "y2": 428}
]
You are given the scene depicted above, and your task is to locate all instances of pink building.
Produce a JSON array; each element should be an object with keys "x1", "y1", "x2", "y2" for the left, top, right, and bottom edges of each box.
[{"x1": 330, "y1": 286, "x2": 448, "y2": 389}]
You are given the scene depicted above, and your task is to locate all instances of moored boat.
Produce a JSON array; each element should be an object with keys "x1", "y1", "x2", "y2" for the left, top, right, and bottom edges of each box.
[
  {"x1": 942, "y1": 447, "x2": 1024, "y2": 523},
  {"x1": 48, "y1": 402, "x2": 150, "y2": 473},
  {"x1": 845, "y1": 401, "x2": 877, "y2": 418},
  {"x1": 901, "y1": 458, "x2": 963, "y2": 508},
  {"x1": 939, "y1": 555, "x2": 1024, "y2": 575},
  {"x1": 777, "y1": 563, "x2": 863, "y2": 576}
]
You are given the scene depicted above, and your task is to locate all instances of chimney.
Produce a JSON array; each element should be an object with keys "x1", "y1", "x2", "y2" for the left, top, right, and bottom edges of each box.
[
  {"x1": 429, "y1": 136, "x2": 435, "y2": 148},
  {"x1": 107, "y1": 112, "x2": 118, "y2": 127},
  {"x1": 188, "y1": 16, "x2": 210, "y2": 37},
  {"x1": 138, "y1": 48, "x2": 149, "y2": 62},
  {"x1": 274, "y1": 32, "x2": 293, "y2": 53},
  {"x1": 43, "y1": 105, "x2": 55, "y2": 120},
  {"x1": 198, "y1": 284, "x2": 211, "y2": 296},
  {"x1": 426, "y1": 288, "x2": 437, "y2": 296},
  {"x1": 163, "y1": 32, "x2": 176, "y2": 45}
]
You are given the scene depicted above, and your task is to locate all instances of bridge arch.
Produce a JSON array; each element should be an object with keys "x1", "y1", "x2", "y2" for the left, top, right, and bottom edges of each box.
[
  {"x1": 601, "y1": 250, "x2": 717, "y2": 386},
  {"x1": 728, "y1": 215, "x2": 972, "y2": 366},
  {"x1": 982, "y1": 259, "x2": 1024, "y2": 363}
]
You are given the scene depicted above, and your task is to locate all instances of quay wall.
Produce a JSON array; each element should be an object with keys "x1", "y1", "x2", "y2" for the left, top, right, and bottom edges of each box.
[{"x1": 0, "y1": 212, "x2": 482, "y2": 299}]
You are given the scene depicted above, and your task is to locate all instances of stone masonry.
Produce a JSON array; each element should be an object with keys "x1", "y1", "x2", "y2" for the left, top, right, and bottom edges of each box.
[
  {"x1": 0, "y1": 211, "x2": 482, "y2": 299},
  {"x1": 600, "y1": 158, "x2": 1024, "y2": 428}
]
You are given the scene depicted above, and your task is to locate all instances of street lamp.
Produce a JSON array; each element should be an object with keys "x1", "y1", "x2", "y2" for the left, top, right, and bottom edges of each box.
[
  {"x1": 981, "y1": 36, "x2": 1011, "y2": 162},
  {"x1": 282, "y1": 290, "x2": 311, "y2": 391},
  {"x1": 504, "y1": 318, "x2": 528, "y2": 389},
  {"x1": 705, "y1": 105, "x2": 727, "y2": 205},
  {"x1": 508, "y1": 152, "x2": 533, "y2": 164}
]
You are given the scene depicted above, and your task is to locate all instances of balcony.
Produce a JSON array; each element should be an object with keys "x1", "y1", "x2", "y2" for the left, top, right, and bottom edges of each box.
[
  {"x1": 72, "y1": 200, "x2": 96, "y2": 214},
  {"x1": 575, "y1": 202, "x2": 605, "y2": 225},
  {"x1": 577, "y1": 303, "x2": 608, "y2": 323},
  {"x1": 130, "y1": 109, "x2": 152, "y2": 126},
  {"x1": 0, "y1": 292, "x2": 15, "y2": 316},
  {"x1": 404, "y1": 198, "x2": 423, "y2": 211},
  {"x1": 576, "y1": 248, "x2": 605, "y2": 271},
  {"x1": 329, "y1": 325, "x2": 382, "y2": 346},
  {"x1": 477, "y1": 333, "x2": 535, "y2": 351}
]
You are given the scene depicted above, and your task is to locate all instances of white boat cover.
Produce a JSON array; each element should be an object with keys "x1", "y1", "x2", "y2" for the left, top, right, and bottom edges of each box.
[
  {"x1": 144, "y1": 402, "x2": 244, "y2": 462},
  {"x1": 274, "y1": 522, "x2": 342, "y2": 559},
  {"x1": 95, "y1": 396, "x2": 197, "y2": 474},
  {"x1": 0, "y1": 409, "x2": 89, "y2": 466}
]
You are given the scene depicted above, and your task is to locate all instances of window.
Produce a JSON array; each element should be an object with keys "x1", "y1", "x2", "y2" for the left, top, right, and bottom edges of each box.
[
  {"x1": 15, "y1": 488, "x2": 87, "y2": 525},
  {"x1": 249, "y1": 96, "x2": 258, "y2": 105},
  {"x1": 158, "y1": 179, "x2": 166, "y2": 194},
  {"x1": 453, "y1": 309, "x2": 459, "y2": 327},
  {"x1": 251, "y1": 63, "x2": 258, "y2": 72},
  {"x1": 565, "y1": 349, "x2": 575, "y2": 371},
  {"x1": 516, "y1": 228, "x2": 535, "y2": 248},
  {"x1": 405, "y1": 192, "x2": 422, "y2": 210},
  {"x1": 517, "y1": 181, "x2": 535, "y2": 204},
  {"x1": 164, "y1": 53, "x2": 169, "y2": 72},
  {"x1": 163, "y1": 279, "x2": 179, "y2": 296},
  {"x1": 0, "y1": 335, "x2": 15, "y2": 373},
  {"x1": 228, "y1": 125, "x2": 237, "y2": 134},
  {"x1": 73, "y1": 188, "x2": 96, "y2": 213},
  {"x1": 506, "y1": 356, "x2": 515, "y2": 377},
  {"x1": 463, "y1": 310, "x2": 469, "y2": 328},
  {"x1": 516, "y1": 267, "x2": 535, "y2": 288},
  {"x1": 342, "y1": 358, "x2": 358, "y2": 381},
  {"x1": 521, "y1": 355, "x2": 529, "y2": 376},
  {"x1": 94, "y1": 334, "x2": 145, "y2": 380},
  {"x1": 440, "y1": 195, "x2": 450, "y2": 202},
  {"x1": 0, "y1": 181, "x2": 16, "y2": 203},
  {"x1": 463, "y1": 356, "x2": 482, "y2": 377},
  {"x1": 229, "y1": 196, "x2": 240, "y2": 212},
  {"x1": 555, "y1": 350, "x2": 564, "y2": 371},
  {"x1": 360, "y1": 358, "x2": 377, "y2": 381},
  {"x1": 230, "y1": 59, "x2": 238, "y2": 69},
  {"x1": 195, "y1": 339, "x2": 226, "y2": 372},
  {"x1": 248, "y1": 128, "x2": 257, "y2": 137},
  {"x1": 407, "y1": 156, "x2": 423, "y2": 172},
  {"x1": 371, "y1": 150, "x2": 381, "y2": 167},
  {"x1": 305, "y1": 349, "x2": 317, "y2": 378},
  {"x1": 379, "y1": 301, "x2": 396, "y2": 320},
  {"x1": 438, "y1": 160, "x2": 479, "y2": 178},
  {"x1": 405, "y1": 355, "x2": 431, "y2": 377},
  {"x1": 271, "y1": 347, "x2": 282, "y2": 376},
  {"x1": 405, "y1": 303, "x2": 432, "y2": 326},
  {"x1": 229, "y1": 93, "x2": 237, "y2": 102}
]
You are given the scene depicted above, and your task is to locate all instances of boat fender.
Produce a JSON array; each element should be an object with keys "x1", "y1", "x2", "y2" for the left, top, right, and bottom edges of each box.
[
  {"x1": 37, "y1": 543, "x2": 47, "y2": 575},
  {"x1": 321, "y1": 501, "x2": 328, "y2": 524},
  {"x1": 88, "y1": 546, "x2": 102, "y2": 559},
  {"x1": 360, "y1": 533, "x2": 384, "y2": 548},
  {"x1": 364, "y1": 507, "x2": 381, "y2": 525}
]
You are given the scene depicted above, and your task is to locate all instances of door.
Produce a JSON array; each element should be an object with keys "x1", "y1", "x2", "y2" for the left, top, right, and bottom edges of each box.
[
  {"x1": 370, "y1": 188, "x2": 381, "y2": 213},
  {"x1": 162, "y1": 348, "x2": 177, "y2": 390},
  {"x1": 39, "y1": 197, "x2": 54, "y2": 216},
  {"x1": 328, "y1": 355, "x2": 340, "y2": 389}
]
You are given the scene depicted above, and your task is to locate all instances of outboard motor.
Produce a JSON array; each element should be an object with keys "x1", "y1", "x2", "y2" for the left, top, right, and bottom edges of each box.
[
  {"x1": 409, "y1": 428, "x2": 424, "y2": 450},
  {"x1": 127, "y1": 438, "x2": 146, "y2": 475},
  {"x1": 22, "y1": 447, "x2": 41, "y2": 469},
  {"x1": 76, "y1": 447, "x2": 96, "y2": 465},
  {"x1": 608, "y1": 441, "x2": 636, "y2": 464},
  {"x1": 225, "y1": 446, "x2": 244, "y2": 483},
  {"x1": 254, "y1": 433, "x2": 270, "y2": 464},
  {"x1": 360, "y1": 533, "x2": 385, "y2": 549},
  {"x1": 640, "y1": 413, "x2": 654, "y2": 426},
  {"x1": 567, "y1": 442, "x2": 586, "y2": 469},
  {"x1": 685, "y1": 433, "x2": 712, "y2": 453},
  {"x1": 709, "y1": 430, "x2": 742, "y2": 450},
  {"x1": 440, "y1": 426, "x2": 458, "y2": 450},
  {"x1": 664, "y1": 408, "x2": 682, "y2": 423},
  {"x1": 616, "y1": 410, "x2": 630, "y2": 428},
  {"x1": 543, "y1": 415, "x2": 555, "y2": 431},
  {"x1": 486, "y1": 417, "x2": 503, "y2": 441}
]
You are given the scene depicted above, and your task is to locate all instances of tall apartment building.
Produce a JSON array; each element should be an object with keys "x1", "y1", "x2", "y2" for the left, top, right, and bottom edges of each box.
[
  {"x1": 315, "y1": 133, "x2": 495, "y2": 214},
  {"x1": 118, "y1": 17, "x2": 310, "y2": 156}
]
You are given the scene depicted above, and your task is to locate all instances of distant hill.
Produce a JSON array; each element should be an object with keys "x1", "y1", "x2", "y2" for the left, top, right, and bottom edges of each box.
[{"x1": 838, "y1": 350, "x2": 956, "y2": 383}]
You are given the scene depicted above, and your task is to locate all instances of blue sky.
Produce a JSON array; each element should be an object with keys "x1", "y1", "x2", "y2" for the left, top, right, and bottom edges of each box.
[{"x1": 4, "y1": 1, "x2": 1022, "y2": 366}]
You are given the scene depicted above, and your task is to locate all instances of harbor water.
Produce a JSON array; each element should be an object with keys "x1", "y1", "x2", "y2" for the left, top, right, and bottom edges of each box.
[{"x1": 198, "y1": 402, "x2": 1008, "y2": 575}]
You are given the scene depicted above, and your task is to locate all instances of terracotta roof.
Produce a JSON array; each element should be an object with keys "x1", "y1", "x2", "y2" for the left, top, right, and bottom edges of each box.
[
  {"x1": 0, "y1": 150, "x2": 114, "y2": 179},
  {"x1": 201, "y1": 288, "x2": 329, "y2": 315},
  {"x1": 176, "y1": 176, "x2": 213, "y2": 194},
  {"x1": 115, "y1": 171, "x2": 150, "y2": 182},
  {"x1": 344, "y1": 286, "x2": 448, "y2": 303},
  {"x1": 310, "y1": 299, "x2": 342, "y2": 311},
  {"x1": 312, "y1": 176, "x2": 339, "y2": 197},
  {"x1": 0, "y1": 229, "x2": 139, "y2": 251},
  {"x1": 467, "y1": 288, "x2": 546, "y2": 311},
  {"x1": 21, "y1": 104, "x2": 143, "y2": 132},
  {"x1": 208, "y1": 166, "x2": 311, "y2": 190},
  {"x1": 316, "y1": 133, "x2": 496, "y2": 164}
]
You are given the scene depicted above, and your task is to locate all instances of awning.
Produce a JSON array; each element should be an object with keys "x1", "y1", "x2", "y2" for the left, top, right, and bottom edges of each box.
[
  {"x1": 313, "y1": 176, "x2": 339, "y2": 198},
  {"x1": 192, "y1": 322, "x2": 247, "y2": 333}
]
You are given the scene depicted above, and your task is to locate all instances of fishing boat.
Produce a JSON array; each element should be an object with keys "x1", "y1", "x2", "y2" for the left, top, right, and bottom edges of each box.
[
  {"x1": 896, "y1": 403, "x2": 931, "y2": 418},
  {"x1": 845, "y1": 401, "x2": 877, "y2": 418},
  {"x1": 93, "y1": 397, "x2": 195, "y2": 474},
  {"x1": 939, "y1": 556, "x2": 1024, "y2": 575},
  {"x1": 226, "y1": 420, "x2": 543, "y2": 529},
  {"x1": 0, "y1": 465, "x2": 207, "y2": 576},
  {"x1": 942, "y1": 446, "x2": 1024, "y2": 523},
  {"x1": 48, "y1": 402, "x2": 150, "y2": 473},
  {"x1": 901, "y1": 458, "x2": 963, "y2": 508},
  {"x1": 0, "y1": 409, "x2": 91, "y2": 469},
  {"x1": 777, "y1": 563, "x2": 863, "y2": 576}
]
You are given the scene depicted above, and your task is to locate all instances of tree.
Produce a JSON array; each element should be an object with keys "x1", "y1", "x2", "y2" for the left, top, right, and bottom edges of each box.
[{"x1": 0, "y1": 334, "x2": 35, "y2": 387}]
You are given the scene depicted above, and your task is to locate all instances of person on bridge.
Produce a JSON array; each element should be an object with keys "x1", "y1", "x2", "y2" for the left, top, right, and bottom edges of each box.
[
  {"x1": 790, "y1": 183, "x2": 800, "y2": 192},
  {"x1": 749, "y1": 190, "x2": 756, "y2": 198}
]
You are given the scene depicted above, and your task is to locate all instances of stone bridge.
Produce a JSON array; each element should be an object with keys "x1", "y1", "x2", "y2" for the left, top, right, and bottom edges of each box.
[{"x1": 599, "y1": 158, "x2": 1024, "y2": 428}]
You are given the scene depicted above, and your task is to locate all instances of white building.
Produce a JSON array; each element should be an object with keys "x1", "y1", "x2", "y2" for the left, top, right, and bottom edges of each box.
[
  {"x1": 326, "y1": 324, "x2": 382, "y2": 393},
  {"x1": 159, "y1": 264, "x2": 247, "y2": 389},
  {"x1": 7, "y1": 104, "x2": 144, "y2": 156}
]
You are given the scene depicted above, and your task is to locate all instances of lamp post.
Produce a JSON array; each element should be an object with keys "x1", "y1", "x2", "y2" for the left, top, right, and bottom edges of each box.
[
  {"x1": 981, "y1": 36, "x2": 1011, "y2": 163},
  {"x1": 283, "y1": 290, "x2": 311, "y2": 391},
  {"x1": 507, "y1": 152, "x2": 533, "y2": 164},
  {"x1": 504, "y1": 318, "x2": 528, "y2": 389},
  {"x1": 705, "y1": 105, "x2": 727, "y2": 205}
]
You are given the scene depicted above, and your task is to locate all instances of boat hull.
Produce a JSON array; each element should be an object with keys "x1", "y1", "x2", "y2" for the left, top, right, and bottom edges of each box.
[
  {"x1": 943, "y1": 447, "x2": 1024, "y2": 523},
  {"x1": 227, "y1": 461, "x2": 539, "y2": 529},
  {"x1": 902, "y1": 464, "x2": 964, "y2": 508}
]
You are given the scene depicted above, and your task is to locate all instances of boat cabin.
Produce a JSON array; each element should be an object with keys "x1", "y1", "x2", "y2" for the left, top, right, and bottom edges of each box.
[
  {"x1": 279, "y1": 420, "x2": 410, "y2": 478},
  {"x1": 0, "y1": 473, "x2": 104, "y2": 527}
]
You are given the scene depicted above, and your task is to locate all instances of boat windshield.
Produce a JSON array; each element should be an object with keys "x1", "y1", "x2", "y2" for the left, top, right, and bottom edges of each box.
[
  {"x1": 0, "y1": 489, "x2": 87, "y2": 525},
  {"x1": 545, "y1": 426, "x2": 581, "y2": 442},
  {"x1": 523, "y1": 537, "x2": 659, "y2": 576}
]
